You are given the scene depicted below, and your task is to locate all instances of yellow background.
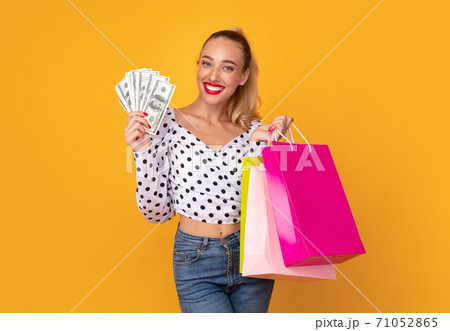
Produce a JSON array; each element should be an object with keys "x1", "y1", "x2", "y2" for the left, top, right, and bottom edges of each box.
[{"x1": 1, "y1": 0, "x2": 449, "y2": 313}]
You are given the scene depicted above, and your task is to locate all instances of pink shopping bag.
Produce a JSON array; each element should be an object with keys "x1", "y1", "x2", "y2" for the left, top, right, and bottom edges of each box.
[
  {"x1": 242, "y1": 158, "x2": 336, "y2": 281},
  {"x1": 261, "y1": 124, "x2": 366, "y2": 267}
]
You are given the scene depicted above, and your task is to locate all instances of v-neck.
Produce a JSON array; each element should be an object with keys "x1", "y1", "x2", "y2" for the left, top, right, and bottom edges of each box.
[{"x1": 171, "y1": 116, "x2": 253, "y2": 156}]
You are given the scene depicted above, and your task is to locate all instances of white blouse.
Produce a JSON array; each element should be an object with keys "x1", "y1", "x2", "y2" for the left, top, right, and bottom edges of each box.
[{"x1": 133, "y1": 107, "x2": 267, "y2": 225}]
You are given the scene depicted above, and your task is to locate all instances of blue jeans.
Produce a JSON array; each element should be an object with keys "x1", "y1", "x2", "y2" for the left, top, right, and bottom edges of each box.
[{"x1": 172, "y1": 222, "x2": 275, "y2": 313}]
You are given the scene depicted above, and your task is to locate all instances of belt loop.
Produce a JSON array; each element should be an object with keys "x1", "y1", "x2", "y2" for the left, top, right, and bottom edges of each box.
[{"x1": 201, "y1": 237, "x2": 208, "y2": 252}]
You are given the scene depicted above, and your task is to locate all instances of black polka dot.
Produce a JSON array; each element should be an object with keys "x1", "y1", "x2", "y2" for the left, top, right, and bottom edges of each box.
[{"x1": 134, "y1": 119, "x2": 255, "y2": 224}]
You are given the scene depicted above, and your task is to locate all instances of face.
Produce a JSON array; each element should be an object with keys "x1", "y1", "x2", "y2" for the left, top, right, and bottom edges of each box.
[{"x1": 196, "y1": 37, "x2": 250, "y2": 106}]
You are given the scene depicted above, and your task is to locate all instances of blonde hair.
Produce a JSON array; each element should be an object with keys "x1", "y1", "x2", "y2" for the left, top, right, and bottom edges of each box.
[{"x1": 197, "y1": 26, "x2": 263, "y2": 130}]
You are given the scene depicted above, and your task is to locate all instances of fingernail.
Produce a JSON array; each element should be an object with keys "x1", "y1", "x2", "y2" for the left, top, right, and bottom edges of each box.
[
  {"x1": 148, "y1": 124, "x2": 151, "y2": 128},
  {"x1": 143, "y1": 112, "x2": 148, "y2": 116}
]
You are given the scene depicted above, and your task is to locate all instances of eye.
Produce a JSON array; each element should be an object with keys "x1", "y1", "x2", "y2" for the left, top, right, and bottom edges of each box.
[
  {"x1": 224, "y1": 66, "x2": 234, "y2": 71},
  {"x1": 202, "y1": 61, "x2": 211, "y2": 66}
]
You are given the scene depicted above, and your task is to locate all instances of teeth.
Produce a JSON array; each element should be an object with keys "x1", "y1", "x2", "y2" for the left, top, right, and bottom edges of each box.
[{"x1": 205, "y1": 84, "x2": 224, "y2": 92}]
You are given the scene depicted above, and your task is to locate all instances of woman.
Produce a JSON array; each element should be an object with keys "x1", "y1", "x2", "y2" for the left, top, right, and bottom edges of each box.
[{"x1": 124, "y1": 27, "x2": 293, "y2": 313}]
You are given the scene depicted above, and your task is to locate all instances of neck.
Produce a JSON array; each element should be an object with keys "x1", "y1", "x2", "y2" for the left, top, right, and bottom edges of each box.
[{"x1": 189, "y1": 95, "x2": 230, "y2": 125}]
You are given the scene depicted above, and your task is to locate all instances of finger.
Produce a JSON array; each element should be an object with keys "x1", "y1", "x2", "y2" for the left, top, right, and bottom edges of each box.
[
  {"x1": 126, "y1": 129, "x2": 141, "y2": 146},
  {"x1": 131, "y1": 133, "x2": 151, "y2": 150},
  {"x1": 267, "y1": 127, "x2": 280, "y2": 141},
  {"x1": 267, "y1": 129, "x2": 276, "y2": 142},
  {"x1": 271, "y1": 118, "x2": 284, "y2": 125},
  {"x1": 272, "y1": 115, "x2": 287, "y2": 121},
  {"x1": 125, "y1": 120, "x2": 146, "y2": 137},
  {"x1": 126, "y1": 115, "x2": 150, "y2": 133},
  {"x1": 127, "y1": 111, "x2": 147, "y2": 124},
  {"x1": 270, "y1": 122, "x2": 283, "y2": 133},
  {"x1": 273, "y1": 116, "x2": 293, "y2": 126},
  {"x1": 273, "y1": 129, "x2": 280, "y2": 141},
  {"x1": 125, "y1": 121, "x2": 148, "y2": 146},
  {"x1": 273, "y1": 116, "x2": 290, "y2": 126},
  {"x1": 271, "y1": 120, "x2": 286, "y2": 132}
]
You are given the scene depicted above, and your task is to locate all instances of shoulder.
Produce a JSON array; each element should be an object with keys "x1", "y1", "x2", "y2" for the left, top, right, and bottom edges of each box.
[{"x1": 249, "y1": 120, "x2": 265, "y2": 133}]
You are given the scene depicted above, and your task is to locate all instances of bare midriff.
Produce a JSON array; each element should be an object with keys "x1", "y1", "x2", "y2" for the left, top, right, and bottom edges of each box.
[{"x1": 179, "y1": 214, "x2": 240, "y2": 238}]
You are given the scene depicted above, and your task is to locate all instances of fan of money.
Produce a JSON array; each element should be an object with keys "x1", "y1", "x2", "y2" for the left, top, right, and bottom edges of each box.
[{"x1": 115, "y1": 68, "x2": 176, "y2": 135}]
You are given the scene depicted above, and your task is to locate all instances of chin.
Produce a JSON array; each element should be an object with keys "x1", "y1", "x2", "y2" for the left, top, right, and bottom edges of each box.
[{"x1": 202, "y1": 96, "x2": 227, "y2": 107}]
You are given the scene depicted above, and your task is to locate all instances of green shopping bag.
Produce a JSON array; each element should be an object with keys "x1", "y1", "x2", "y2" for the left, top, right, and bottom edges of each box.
[{"x1": 240, "y1": 156, "x2": 264, "y2": 273}]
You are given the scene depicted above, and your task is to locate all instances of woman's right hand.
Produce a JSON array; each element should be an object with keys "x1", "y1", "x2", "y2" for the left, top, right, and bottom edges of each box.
[{"x1": 125, "y1": 111, "x2": 152, "y2": 152}]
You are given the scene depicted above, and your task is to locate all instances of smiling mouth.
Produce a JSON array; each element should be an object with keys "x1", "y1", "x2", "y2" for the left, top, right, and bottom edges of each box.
[{"x1": 204, "y1": 83, "x2": 225, "y2": 94}]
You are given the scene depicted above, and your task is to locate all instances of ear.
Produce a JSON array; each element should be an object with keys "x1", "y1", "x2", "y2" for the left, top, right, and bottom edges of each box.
[{"x1": 239, "y1": 68, "x2": 250, "y2": 86}]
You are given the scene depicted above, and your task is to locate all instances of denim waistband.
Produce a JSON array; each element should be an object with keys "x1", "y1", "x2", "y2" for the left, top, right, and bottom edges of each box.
[{"x1": 175, "y1": 222, "x2": 240, "y2": 247}]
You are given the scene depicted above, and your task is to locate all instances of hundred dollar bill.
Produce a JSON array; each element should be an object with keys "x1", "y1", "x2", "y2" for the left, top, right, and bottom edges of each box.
[
  {"x1": 118, "y1": 98, "x2": 129, "y2": 113},
  {"x1": 142, "y1": 80, "x2": 176, "y2": 135},
  {"x1": 115, "y1": 77, "x2": 133, "y2": 112},
  {"x1": 141, "y1": 74, "x2": 169, "y2": 112},
  {"x1": 125, "y1": 70, "x2": 140, "y2": 111},
  {"x1": 136, "y1": 70, "x2": 160, "y2": 112}
]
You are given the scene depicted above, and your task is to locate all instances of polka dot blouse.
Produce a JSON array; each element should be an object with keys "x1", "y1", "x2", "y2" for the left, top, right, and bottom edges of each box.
[{"x1": 133, "y1": 107, "x2": 267, "y2": 224}]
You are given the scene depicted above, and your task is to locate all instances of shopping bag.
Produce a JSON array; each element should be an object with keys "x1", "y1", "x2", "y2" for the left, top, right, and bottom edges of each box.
[
  {"x1": 242, "y1": 161, "x2": 336, "y2": 281},
  {"x1": 239, "y1": 156, "x2": 262, "y2": 273},
  {"x1": 262, "y1": 124, "x2": 366, "y2": 267}
]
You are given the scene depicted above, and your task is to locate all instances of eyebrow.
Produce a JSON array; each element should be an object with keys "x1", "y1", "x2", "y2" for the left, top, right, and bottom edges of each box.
[{"x1": 201, "y1": 55, "x2": 237, "y2": 66}]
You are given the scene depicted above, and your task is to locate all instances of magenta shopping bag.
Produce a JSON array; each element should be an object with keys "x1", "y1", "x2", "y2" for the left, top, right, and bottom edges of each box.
[
  {"x1": 242, "y1": 159, "x2": 336, "y2": 281},
  {"x1": 261, "y1": 125, "x2": 366, "y2": 267}
]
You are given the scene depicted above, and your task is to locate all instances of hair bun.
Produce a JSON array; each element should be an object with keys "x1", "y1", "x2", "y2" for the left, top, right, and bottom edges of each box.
[{"x1": 229, "y1": 26, "x2": 244, "y2": 35}]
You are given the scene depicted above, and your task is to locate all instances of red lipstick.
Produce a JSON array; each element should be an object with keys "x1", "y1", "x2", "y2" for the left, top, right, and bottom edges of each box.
[{"x1": 203, "y1": 82, "x2": 225, "y2": 95}]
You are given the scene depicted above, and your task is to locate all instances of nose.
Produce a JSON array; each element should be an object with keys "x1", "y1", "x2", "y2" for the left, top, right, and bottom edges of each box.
[{"x1": 209, "y1": 66, "x2": 221, "y2": 82}]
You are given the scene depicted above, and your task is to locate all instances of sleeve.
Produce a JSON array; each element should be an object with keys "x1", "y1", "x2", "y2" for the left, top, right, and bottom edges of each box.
[
  {"x1": 133, "y1": 109, "x2": 176, "y2": 224},
  {"x1": 247, "y1": 121, "x2": 269, "y2": 158}
]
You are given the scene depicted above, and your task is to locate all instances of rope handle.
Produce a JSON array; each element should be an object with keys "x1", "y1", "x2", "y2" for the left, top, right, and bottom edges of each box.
[{"x1": 267, "y1": 122, "x2": 312, "y2": 153}]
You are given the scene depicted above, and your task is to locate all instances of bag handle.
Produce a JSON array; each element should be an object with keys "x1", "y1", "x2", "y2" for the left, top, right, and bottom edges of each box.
[{"x1": 267, "y1": 122, "x2": 312, "y2": 153}]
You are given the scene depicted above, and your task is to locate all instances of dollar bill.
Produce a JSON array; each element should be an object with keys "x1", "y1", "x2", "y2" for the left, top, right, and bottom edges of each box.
[
  {"x1": 118, "y1": 98, "x2": 129, "y2": 113},
  {"x1": 125, "y1": 70, "x2": 140, "y2": 112},
  {"x1": 115, "y1": 77, "x2": 133, "y2": 112},
  {"x1": 141, "y1": 74, "x2": 169, "y2": 113},
  {"x1": 116, "y1": 69, "x2": 176, "y2": 135},
  {"x1": 137, "y1": 71, "x2": 160, "y2": 112},
  {"x1": 142, "y1": 80, "x2": 176, "y2": 135}
]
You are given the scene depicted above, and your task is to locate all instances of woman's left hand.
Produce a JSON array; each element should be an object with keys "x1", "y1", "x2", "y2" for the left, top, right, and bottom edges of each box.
[{"x1": 250, "y1": 115, "x2": 294, "y2": 142}]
